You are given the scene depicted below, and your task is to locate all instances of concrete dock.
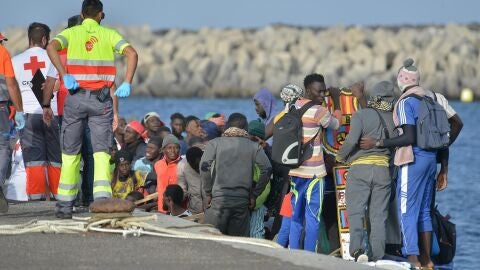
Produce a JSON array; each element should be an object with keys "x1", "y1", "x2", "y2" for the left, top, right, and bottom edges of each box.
[{"x1": 0, "y1": 202, "x2": 372, "y2": 270}]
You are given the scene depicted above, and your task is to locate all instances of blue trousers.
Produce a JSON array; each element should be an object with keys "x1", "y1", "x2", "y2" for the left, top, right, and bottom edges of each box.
[
  {"x1": 277, "y1": 216, "x2": 291, "y2": 247},
  {"x1": 397, "y1": 154, "x2": 436, "y2": 256},
  {"x1": 289, "y1": 176, "x2": 324, "y2": 252}
]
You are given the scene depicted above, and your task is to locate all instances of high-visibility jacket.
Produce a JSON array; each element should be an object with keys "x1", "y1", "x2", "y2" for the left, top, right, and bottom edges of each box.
[
  {"x1": 0, "y1": 45, "x2": 15, "y2": 101},
  {"x1": 53, "y1": 18, "x2": 130, "y2": 90}
]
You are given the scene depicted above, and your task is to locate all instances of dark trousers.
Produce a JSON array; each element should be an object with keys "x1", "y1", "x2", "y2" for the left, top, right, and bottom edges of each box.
[{"x1": 205, "y1": 197, "x2": 250, "y2": 236}]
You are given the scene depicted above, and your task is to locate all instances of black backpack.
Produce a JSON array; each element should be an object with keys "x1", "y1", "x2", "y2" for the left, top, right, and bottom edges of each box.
[
  {"x1": 431, "y1": 205, "x2": 456, "y2": 264},
  {"x1": 271, "y1": 100, "x2": 317, "y2": 168}
]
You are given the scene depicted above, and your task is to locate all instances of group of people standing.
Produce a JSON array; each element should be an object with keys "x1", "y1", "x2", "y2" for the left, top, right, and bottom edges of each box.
[{"x1": 0, "y1": 0, "x2": 463, "y2": 269}]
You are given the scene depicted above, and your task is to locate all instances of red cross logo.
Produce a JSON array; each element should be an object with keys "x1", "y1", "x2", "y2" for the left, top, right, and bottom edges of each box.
[{"x1": 23, "y1": 56, "x2": 46, "y2": 76}]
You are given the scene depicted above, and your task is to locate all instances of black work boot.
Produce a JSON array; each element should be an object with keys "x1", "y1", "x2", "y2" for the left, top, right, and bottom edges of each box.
[{"x1": 55, "y1": 200, "x2": 73, "y2": 219}]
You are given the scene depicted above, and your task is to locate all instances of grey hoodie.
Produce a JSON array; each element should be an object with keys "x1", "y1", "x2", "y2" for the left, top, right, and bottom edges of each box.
[{"x1": 200, "y1": 136, "x2": 271, "y2": 200}]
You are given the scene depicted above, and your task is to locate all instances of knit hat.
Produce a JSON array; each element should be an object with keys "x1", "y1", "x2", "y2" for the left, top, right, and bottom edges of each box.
[
  {"x1": 127, "y1": 121, "x2": 144, "y2": 135},
  {"x1": 115, "y1": 149, "x2": 133, "y2": 164},
  {"x1": 162, "y1": 134, "x2": 180, "y2": 148},
  {"x1": 143, "y1": 112, "x2": 164, "y2": 126},
  {"x1": 370, "y1": 81, "x2": 396, "y2": 103},
  {"x1": 397, "y1": 58, "x2": 420, "y2": 91},
  {"x1": 248, "y1": 119, "x2": 265, "y2": 140},
  {"x1": 280, "y1": 84, "x2": 304, "y2": 103}
]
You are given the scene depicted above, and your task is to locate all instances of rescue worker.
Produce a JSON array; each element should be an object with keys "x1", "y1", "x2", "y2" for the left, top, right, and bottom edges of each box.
[
  {"x1": 0, "y1": 32, "x2": 24, "y2": 213},
  {"x1": 12, "y1": 22, "x2": 61, "y2": 200},
  {"x1": 46, "y1": 0, "x2": 138, "y2": 218}
]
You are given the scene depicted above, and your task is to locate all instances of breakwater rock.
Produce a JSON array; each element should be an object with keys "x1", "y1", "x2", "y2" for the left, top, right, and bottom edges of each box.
[{"x1": 3, "y1": 23, "x2": 480, "y2": 98}]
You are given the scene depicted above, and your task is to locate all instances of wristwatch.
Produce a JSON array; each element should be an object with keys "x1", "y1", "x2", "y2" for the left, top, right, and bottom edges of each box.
[{"x1": 42, "y1": 104, "x2": 51, "y2": 108}]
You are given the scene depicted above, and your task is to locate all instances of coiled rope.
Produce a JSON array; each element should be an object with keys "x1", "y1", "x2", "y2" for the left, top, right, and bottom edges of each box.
[{"x1": 0, "y1": 214, "x2": 281, "y2": 249}]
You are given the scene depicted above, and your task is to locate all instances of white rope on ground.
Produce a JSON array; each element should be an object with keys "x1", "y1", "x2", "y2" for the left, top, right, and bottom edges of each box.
[{"x1": 0, "y1": 215, "x2": 281, "y2": 249}]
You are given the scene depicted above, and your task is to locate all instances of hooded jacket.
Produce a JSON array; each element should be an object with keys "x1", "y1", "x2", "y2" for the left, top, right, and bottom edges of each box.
[{"x1": 254, "y1": 88, "x2": 277, "y2": 126}]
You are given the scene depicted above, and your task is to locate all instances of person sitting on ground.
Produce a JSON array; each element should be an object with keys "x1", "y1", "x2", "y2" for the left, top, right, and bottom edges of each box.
[
  {"x1": 111, "y1": 150, "x2": 143, "y2": 200},
  {"x1": 336, "y1": 81, "x2": 398, "y2": 262},
  {"x1": 158, "y1": 126, "x2": 172, "y2": 139},
  {"x1": 200, "y1": 113, "x2": 272, "y2": 237},
  {"x1": 125, "y1": 190, "x2": 144, "y2": 203},
  {"x1": 133, "y1": 137, "x2": 162, "y2": 193},
  {"x1": 178, "y1": 146, "x2": 207, "y2": 214},
  {"x1": 206, "y1": 112, "x2": 226, "y2": 133},
  {"x1": 184, "y1": 115, "x2": 206, "y2": 147},
  {"x1": 142, "y1": 112, "x2": 165, "y2": 142},
  {"x1": 170, "y1": 112, "x2": 187, "y2": 155},
  {"x1": 162, "y1": 184, "x2": 192, "y2": 217},
  {"x1": 114, "y1": 116, "x2": 126, "y2": 149},
  {"x1": 201, "y1": 120, "x2": 221, "y2": 141},
  {"x1": 154, "y1": 134, "x2": 182, "y2": 213},
  {"x1": 124, "y1": 121, "x2": 147, "y2": 163}
]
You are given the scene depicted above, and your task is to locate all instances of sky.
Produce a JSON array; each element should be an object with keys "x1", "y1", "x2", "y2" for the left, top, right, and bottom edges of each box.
[{"x1": 1, "y1": 0, "x2": 479, "y2": 31}]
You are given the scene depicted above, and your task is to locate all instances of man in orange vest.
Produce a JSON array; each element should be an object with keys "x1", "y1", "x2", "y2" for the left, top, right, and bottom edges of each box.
[
  {"x1": 0, "y1": 32, "x2": 24, "y2": 212},
  {"x1": 45, "y1": 0, "x2": 138, "y2": 218}
]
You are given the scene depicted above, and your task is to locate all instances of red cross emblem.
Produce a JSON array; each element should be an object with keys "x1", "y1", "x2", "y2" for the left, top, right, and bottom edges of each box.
[{"x1": 23, "y1": 56, "x2": 46, "y2": 76}]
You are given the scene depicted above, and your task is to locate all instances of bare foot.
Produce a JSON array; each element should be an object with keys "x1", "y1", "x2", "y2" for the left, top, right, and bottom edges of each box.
[{"x1": 407, "y1": 255, "x2": 421, "y2": 268}]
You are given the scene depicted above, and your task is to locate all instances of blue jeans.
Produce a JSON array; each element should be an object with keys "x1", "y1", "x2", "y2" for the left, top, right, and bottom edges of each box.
[{"x1": 289, "y1": 176, "x2": 324, "y2": 252}]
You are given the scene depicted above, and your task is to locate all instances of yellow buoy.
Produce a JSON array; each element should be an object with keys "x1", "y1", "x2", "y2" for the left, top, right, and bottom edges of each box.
[{"x1": 460, "y1": 88, "x2": 474, "y2": 103}]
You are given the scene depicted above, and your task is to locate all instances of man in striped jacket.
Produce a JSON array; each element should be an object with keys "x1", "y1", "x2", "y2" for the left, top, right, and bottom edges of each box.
[{"x1": 287, "y1": 81, "x2": 342, "y2": 252}]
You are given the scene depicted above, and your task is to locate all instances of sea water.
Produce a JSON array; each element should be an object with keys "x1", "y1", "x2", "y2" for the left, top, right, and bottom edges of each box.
[{"x1": 120, "y1": 97, "x2": 479, "y2": 269}]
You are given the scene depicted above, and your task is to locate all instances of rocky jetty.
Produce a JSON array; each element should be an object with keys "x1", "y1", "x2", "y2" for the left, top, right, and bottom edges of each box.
[{"x1": 3, "y1": 23, "x2": 480, "y2": 98}]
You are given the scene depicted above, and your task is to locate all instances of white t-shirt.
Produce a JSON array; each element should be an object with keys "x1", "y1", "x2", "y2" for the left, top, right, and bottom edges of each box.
[
  {"x1": 12, "y1": 47, "x2": 58, "y2": 115},
  {"x1": 425, "y1": 90, "x2": 456, "y2": 119}
]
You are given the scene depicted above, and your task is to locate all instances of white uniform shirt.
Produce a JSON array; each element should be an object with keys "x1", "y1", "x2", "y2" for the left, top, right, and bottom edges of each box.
[
  {"x1": 425, "y1": 90, "x2": 456, "y2": 119},
  {"x1": 12, "y1": 47, "x2": 58, "y2": 115}
]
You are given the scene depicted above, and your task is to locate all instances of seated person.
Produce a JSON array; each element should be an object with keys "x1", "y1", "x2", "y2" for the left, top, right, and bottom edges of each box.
[
  {"x1": 162, "y1": 184, "x2": 192, "y2": 218},
  {"x1": 142, "y1": 112, "x2": 165, "y2": 141},
  {"x1": 134, "y1": 137, "x2": 162, "y2": 178},
  {"x1": 177, "y1": 146, "x2": 207, "y2": 214},
  {"x1": 124, "y1": 121, "x2": 147, "y2": 163},
  {"x1": 111, "y1": 150, "x2": 143, "y2": 200},
  {"x1": 125, "y1": 191, "x2": 144, "y2": 203},
  {"x1": 155, "y1": 134, "x2": 182, "y2": 213},
  {"x1": 158, "y1": 126, "x2": 172, "y2": 139}
]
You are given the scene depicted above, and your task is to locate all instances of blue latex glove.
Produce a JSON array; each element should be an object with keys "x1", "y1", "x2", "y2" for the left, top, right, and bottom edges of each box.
[
  {"x1": 114, "y1": 82, "x2": 131, "y2": 97},
  {"x1": 62, "y1": 74, "x2": 79, "y2": 90},
  {"x1": 15, "y1": 112, "x2": 25, "y2": 130}
]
